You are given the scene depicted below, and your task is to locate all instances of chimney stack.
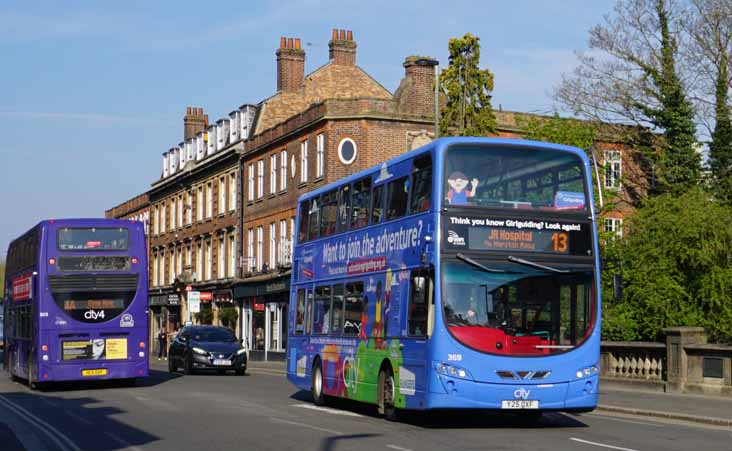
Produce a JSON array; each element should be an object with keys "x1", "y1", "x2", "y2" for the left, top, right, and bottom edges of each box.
[
  {"x1": 328, "y1": 28, "x2": 356, "y2": 66},
  {"x1": 183, "y1": 106, "x2": 208, "y2": 141},
  {"x1": 396, "y1": 56, "x2": 439, "y2": 117},
  {"x1": 276, "y1": 36, "x2": 305, "y2": 92}
]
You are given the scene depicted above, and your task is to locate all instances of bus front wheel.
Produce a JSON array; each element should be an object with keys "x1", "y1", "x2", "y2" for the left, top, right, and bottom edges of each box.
[
  {"x1": 311, "y1": 360, "x2": 326, "y2": 406},
  {"x1": 378, "y1": 368, "x2": 398, "y2": 421}
]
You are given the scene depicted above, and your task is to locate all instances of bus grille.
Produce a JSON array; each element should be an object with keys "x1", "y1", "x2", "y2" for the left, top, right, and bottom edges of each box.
[{"x1": 49, "y1": 274, "x2": 139, "y2": 293}]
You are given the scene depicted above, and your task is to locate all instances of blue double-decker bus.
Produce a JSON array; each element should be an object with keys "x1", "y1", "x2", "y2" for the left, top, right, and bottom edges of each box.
[
  {"x1": 286, "y1": 137, "x2": 600, "y2": 420},
  {"x1": 3, "y1": 219, "x2": 149, "y2": 388}
]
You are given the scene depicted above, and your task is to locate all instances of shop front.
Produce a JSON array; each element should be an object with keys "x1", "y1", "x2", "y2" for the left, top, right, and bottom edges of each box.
[
  {"x1": 149, "y1": 293, "x2": 182, "y2": 356},
  {"x1": 233, "y1": 273, "x2": 290, "y2": 361}
]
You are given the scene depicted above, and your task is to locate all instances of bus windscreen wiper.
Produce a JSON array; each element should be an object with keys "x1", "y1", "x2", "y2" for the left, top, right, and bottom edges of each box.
[
  {"x1": 507, "y1": 255, "x2": 570, "y2": 274},
  {"x1": 456, "y1": 253, "x2": 511, "y2": 274}
]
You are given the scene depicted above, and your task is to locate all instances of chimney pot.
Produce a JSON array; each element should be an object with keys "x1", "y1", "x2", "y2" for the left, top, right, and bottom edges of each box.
[
  {"x1": 277, "y1": 36, "x2": 305, "y2": 92},
  {"x1": 332, "y1": 29, "x2": 338, "y2": 40},
  {"x1": 280, "y1": 36, "x2": 286, "y2": 48},
  {"x1": 339, "y1": 29, "x2": 346, "y2": 40},
  {"x1": 295, "y1": 38, "x2": 301, "y2": 49},
  {"x1": 347, "y1": 30, "x2": 353, "y2": 41},
  {"x1": 329, "y1": 28, "x2": 357, "y2": 66},
  {"x1": 287, "y1": 37, "x2": 294, "y2": 48}
]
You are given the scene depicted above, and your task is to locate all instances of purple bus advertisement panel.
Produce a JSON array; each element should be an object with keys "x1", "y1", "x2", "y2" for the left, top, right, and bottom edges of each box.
[
  {"x1": 286, "y1": 137, "x2": 601, "y2": 420},
  {"x1": 3, "y1": 218, "x2": 149, "y2": 388}
]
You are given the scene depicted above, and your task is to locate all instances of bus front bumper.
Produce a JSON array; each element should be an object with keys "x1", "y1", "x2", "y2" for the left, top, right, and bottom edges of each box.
[
  {"x1": 39, "y1": 359, "x2": 149, "y2": 382},
  {"x1": 424, "y1": 373, "x2": 598, "y2": 411}
]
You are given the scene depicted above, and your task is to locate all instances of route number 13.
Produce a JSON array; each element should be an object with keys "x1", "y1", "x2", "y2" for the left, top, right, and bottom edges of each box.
[{"x1": 551, "y1": 232, "x2": 568, "y2": 253}]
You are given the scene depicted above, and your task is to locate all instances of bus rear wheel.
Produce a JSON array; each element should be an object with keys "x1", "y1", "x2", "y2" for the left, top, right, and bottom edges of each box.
[
  {"x1": 312, "y1": 360, "x2": 326, "y2": 406},
  {"x1": 378, "y1": 368, "x2": 398, "y2": 421}
]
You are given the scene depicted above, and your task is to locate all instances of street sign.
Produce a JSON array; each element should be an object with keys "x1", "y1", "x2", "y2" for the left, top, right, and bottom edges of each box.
[{"x1": 188, "y1": 291, "x2": 201, "y2": 313}]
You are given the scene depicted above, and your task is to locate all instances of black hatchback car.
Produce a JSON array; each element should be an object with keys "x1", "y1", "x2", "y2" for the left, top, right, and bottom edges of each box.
[{"x1": 168, "y1": 325, "x2": 247, "y2": 375}]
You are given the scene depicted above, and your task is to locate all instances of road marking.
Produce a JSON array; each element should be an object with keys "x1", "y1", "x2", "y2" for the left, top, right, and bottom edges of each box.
[
  {"x1": 269, "y1": 416, "x2": 343, "y2": 435},
  {"x1": 64, "y1": 409, "x2": 93, "y2": 426},
  {"x1": 105, "y1": 432, "x2": 143, "y2": 451},
  {"x1": 293, "y1": 403, "x2": 364, "y2": 417},
  {"x1": 37, "y1": 397, "x2": 60, "y2": 408},
  {"x1": 0, "y1": 394, "x2": 81, "y2": 451},
  {"x1": 386, "y1": 445, "x2": 415, "y2": 451},
  {"x1": 569, "y1": 437, "x2": 640, "y2": 451}
]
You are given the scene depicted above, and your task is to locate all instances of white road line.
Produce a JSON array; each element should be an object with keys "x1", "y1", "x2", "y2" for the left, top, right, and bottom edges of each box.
[
  {"x1": 569, "y1": 437, "x2": 641, "y2": 451},
  {"x1": 386, "y1": 445, "x2": 416, "y2": 451},
  {"x1": 64, "y1": 409, "x2": 93, "y2": 426},
  {"x1": 269, "y1": 416, "x2": 343, "y2": 435},
  {"x1": 105, "y1": 432, "x2": 143, "y2": 451},
  {"x1": 584, "y1": 413, "x2": 664, "y2": 428},
  {"x1": 37, "y1": 396, "x2": 60, "y2": 408},
  {"x1": 0, "y1": 394, "x2": 81, "y2": 451},
  {"x1": 293, "y1": 403, "x2": 365, "y2": 417}
]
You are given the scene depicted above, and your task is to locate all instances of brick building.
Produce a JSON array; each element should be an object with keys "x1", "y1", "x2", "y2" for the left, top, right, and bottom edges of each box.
[{"x1": 233, "y1": 29, "x2": 439, "y2": 360}]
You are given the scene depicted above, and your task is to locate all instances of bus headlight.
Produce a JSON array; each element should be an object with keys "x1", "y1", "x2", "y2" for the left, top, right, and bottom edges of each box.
[
  {"x1": 575, "y1": 365, "x2": 599, "y2": 379},
  {"x1": 192, "y1": 347, "x2": 208, "y2": 355},
  {"x1": 435, "y1": 362, "x2": 473, "y2": 380}
]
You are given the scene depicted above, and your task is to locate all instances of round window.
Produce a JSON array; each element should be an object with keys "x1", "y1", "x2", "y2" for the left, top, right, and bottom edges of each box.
[{"x1": 338, "y1": 138, "x2": 357, "y2": 165}]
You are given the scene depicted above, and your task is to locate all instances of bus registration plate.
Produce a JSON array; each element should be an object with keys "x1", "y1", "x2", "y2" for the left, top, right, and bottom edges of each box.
[
  {"x1": 81, "y1": 369, "x2": 107, "y2": 377},
  {"x1": 213, "y1": 359, "x2": 231, "y2": 366},
  {"x1": 501, "y1": 400, "x2": 539, "y2": 409}
]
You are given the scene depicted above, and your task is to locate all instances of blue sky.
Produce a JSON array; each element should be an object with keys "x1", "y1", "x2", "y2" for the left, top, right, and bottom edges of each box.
[{"x1": 0, "y1": 0, "x2": 613, "y2": 256}]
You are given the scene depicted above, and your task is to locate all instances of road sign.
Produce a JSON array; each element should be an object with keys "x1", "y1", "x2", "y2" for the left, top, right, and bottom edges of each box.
[{"x1": 188, "y1": 291, "x2": 201, "y2": 313}]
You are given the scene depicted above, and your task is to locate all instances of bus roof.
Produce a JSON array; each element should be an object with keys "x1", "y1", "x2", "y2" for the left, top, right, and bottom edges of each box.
[
  {"x1": 7, "y1": 218, "x2": 144, "y2": 249},
  {"x1": 297, "y1": 136, "x2": 589, "y2": 203}
]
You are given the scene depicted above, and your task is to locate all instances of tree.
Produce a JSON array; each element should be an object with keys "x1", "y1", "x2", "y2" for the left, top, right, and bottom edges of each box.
[
  {"x1": 688, "y1": 0, "x2": 732, "y2": 203},
  {"x1": 219, "y1": 307, "x2": 239, "y2": 330},
  {"x1": 601, "y1": 189, "x2": 732, "y2": 343},
  {"x1": 555, "y1": 0, "x2": 700, "y2": 196},
  {"x1": 439, "y1": 33, "x2": 496, "y2": 136}
]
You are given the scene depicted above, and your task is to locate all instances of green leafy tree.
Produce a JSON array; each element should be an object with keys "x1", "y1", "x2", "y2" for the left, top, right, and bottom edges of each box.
[
  {"x1": 601, "y1": 189, "x2": 732, "y2": 342},
  {"x1": 439, "y1": 33, "x2": 496, "y2": 136},
  {"x1": 709, "y1": 57, "x2": 732, "y2": 203},
  {"x1": 195, "y1": 308, "x2": 213, "y2": 325},
  {"x1": 219, "y1": 307, "x2": 239, "y2": 330}
]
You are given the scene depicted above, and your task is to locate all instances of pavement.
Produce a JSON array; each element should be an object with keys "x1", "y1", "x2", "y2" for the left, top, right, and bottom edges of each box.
[{"x1": 243, "y1": 359, "x2": 732, "y2": 428}]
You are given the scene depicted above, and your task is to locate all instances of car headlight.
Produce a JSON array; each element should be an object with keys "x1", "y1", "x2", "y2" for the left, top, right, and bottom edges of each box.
[
  {"x1": 435, "y1": 362, "x2": 473, "y2": 380},
  {"x1": 192, "y1": 347, "x2": 208, "y2": 355},
  {"x1": 236, "y1": 348, "x2": 247, "y2": 356},
  {"x1": 575, "y1": 365, "x2": 599, "y2": 379}
]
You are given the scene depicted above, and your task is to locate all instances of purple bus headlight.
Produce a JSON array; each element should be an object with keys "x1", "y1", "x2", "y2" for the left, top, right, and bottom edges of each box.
[{"x1": 435, "y1": 362, "x2": 473, "y2": 380}]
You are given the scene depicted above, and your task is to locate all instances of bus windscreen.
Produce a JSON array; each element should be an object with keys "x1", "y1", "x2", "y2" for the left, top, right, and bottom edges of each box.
[
  {"x1": 444, "y1": 145, "x2": 587, "y2": 211},
  {"x1": 57, "y1": 228, "x2": 129, "y2": 251}
]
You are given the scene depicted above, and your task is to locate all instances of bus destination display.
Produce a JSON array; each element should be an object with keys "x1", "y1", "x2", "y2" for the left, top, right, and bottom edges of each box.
[{"x1": 443, "y1": 216, "x2": 592, "y2": 256}]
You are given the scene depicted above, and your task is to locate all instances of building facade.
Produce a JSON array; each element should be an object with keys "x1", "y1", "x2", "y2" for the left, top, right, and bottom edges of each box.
[{"x1": 232, "y1": 30, "x2": 439, "y2": 360}]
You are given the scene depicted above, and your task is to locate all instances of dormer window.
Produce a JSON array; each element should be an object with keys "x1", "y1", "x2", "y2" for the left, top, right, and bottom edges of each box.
[
  {"x1": 229, "y1": 111, "x2": 240, "y2": 143},
  {"x1": 162, "y1": 153, "x2": 169, "y2": 178},
  {"x1": 196, "y1": 133, "x2": 205, "y2": 161},
  {"x1": 207, "y1": 126, "x2": 217, "y2": 156}
]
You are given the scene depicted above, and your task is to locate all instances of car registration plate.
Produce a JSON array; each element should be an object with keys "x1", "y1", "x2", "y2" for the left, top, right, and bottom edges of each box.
[
  {"x1": 213, "y1": 359, "x2": 231, "y2": 366},
  {"x1": 501, "y1": 400, "x2": 539, "y2": 409},
  {"x1": 81, "y1": 369, "x2": 107, "y2": 377}
]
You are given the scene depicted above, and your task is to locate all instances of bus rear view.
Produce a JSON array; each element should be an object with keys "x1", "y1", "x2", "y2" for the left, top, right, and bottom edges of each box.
[{"x1": 4, "y1": 219, "x2": 149, "y2": 387}]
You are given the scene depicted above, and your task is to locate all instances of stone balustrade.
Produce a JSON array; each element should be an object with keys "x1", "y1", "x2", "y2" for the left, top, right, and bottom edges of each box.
[{"x1": 600, "y1": 327, "x2": 732, "y2": 396}]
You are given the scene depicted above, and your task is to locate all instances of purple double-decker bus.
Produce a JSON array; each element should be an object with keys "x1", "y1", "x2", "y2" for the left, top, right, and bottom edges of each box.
[{"x1": 3, "y1": 219, "x2": 149, "y2": 388}]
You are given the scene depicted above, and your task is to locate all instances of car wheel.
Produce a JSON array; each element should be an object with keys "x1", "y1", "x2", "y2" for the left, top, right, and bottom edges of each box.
[
  {"x1": 168, "y1": 356, "x2": 176, "y2": 373},
  {"x1": 378, "y1": 367, "x2": 398, "y2": 421},
  {"x1": 183, "y1": 355, "x2": 193, "y2": 375},
  {"x1": 312, "y1": 360, "x2": 326, "y2": 406},
  {"x1": 235, "y1": 368, "x2": 246, "y2": 376}
]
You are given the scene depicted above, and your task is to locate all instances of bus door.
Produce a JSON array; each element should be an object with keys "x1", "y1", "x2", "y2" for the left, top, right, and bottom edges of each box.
[
  {"x1": 287, "y1": 287, "x2": 310, "y2": 380},
  {"x1": 399, "y1": 269, "x2": 433, "y2": 404}
]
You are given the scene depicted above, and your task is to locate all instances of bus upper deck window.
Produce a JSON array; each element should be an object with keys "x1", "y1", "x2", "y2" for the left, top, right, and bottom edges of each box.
[{"x1": 410, "y1": 155, "x2": 432, "y2": 213}]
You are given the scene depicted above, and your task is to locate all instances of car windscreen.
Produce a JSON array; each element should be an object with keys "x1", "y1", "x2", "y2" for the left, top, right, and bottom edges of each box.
[
  {"x1": 191, "y1": 328, "x2": 237, "y2": 342},
  {"x1": 57, "y1": 228, "x2": 129, "y2": 251}
]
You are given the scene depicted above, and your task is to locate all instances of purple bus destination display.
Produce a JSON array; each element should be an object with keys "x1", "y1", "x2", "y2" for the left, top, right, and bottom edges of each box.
[{"x1": 443, "y1": 215, "x2": 593, "y2": 256}]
